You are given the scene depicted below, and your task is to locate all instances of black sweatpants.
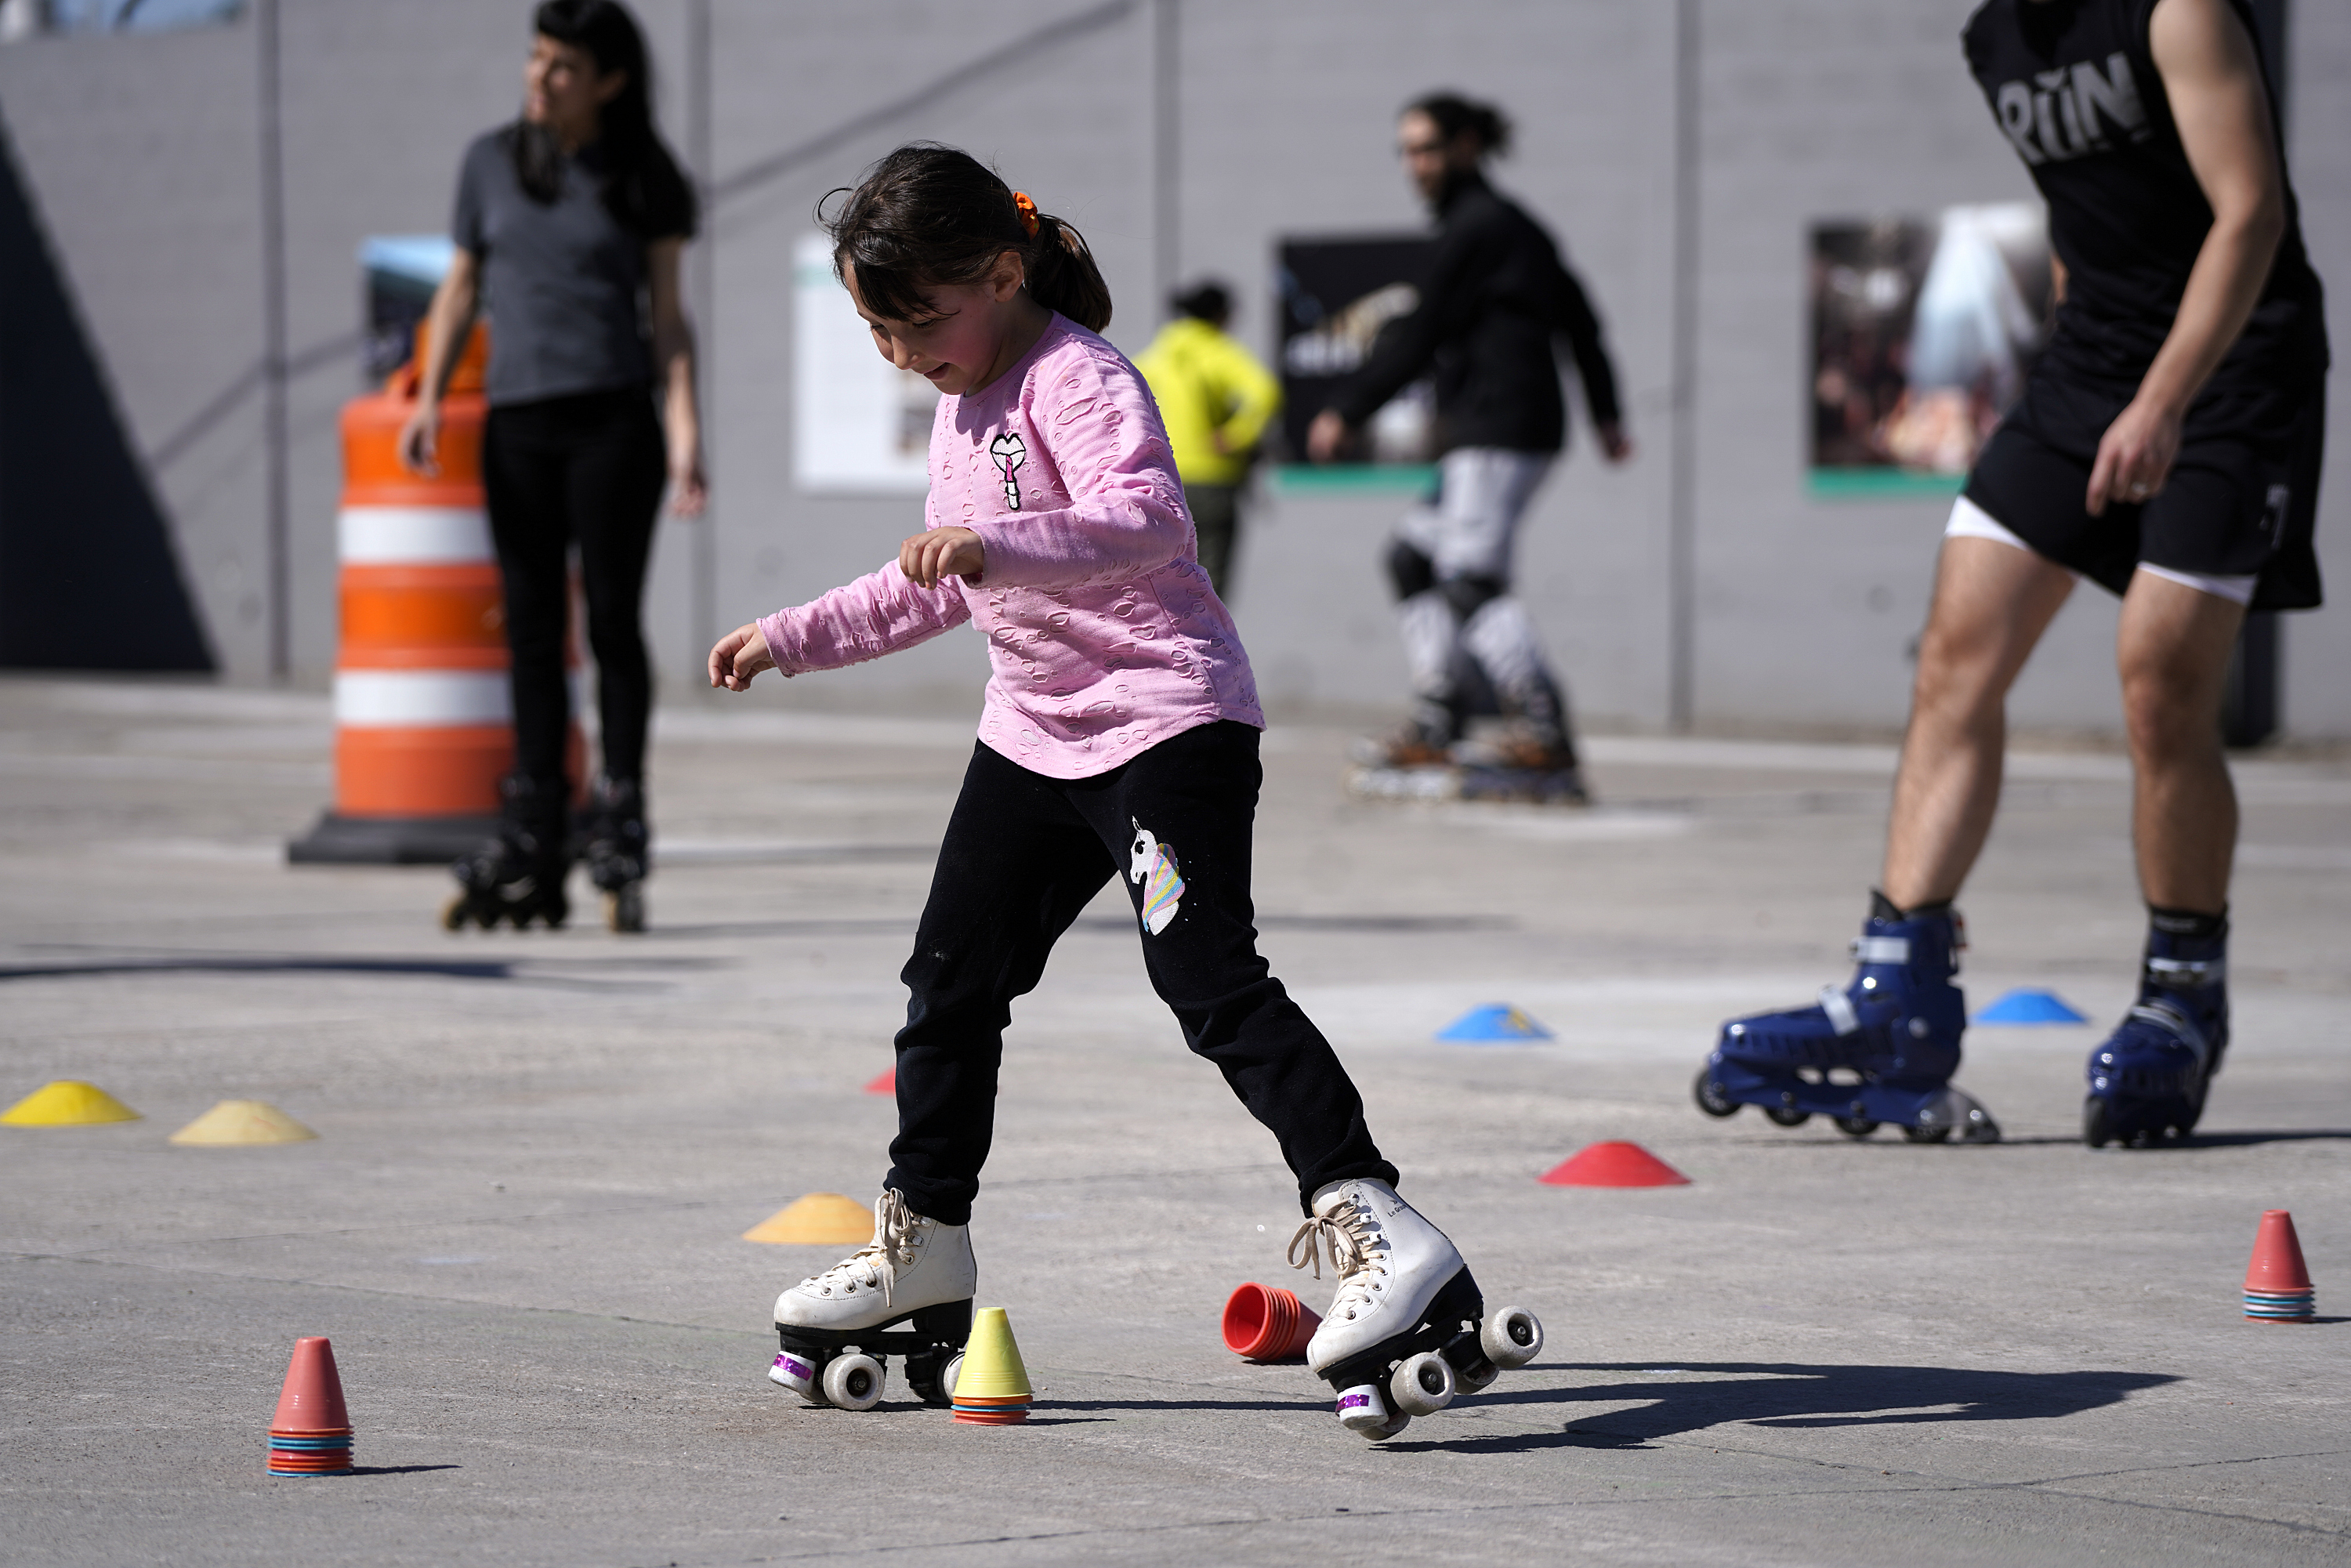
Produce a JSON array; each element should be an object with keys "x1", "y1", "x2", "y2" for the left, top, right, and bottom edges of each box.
[
  {"x1": 481, "y1": 386, "x2": 667, "y2": 789},
  {"x1": 886, "y1": 720, "x2": 1398, "y2": 1225}
]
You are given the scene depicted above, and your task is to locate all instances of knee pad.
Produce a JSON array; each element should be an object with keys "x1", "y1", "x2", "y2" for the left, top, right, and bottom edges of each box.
[
  {"x1": 1440, "y1": 574, "x2": 1508, "y2": 623},
  {"x1": 1386, "y1": 540, "x2": 1436, "y2": 602}
]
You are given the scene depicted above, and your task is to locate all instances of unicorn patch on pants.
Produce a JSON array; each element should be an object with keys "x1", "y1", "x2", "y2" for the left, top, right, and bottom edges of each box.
[{"x1": 1128, "y1": 819, "x2": 1185, "y2": 935}]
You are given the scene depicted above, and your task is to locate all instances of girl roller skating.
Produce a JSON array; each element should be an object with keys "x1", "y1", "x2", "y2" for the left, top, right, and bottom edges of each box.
[{"x1": 708, "y1": 144, "x2": 1542, "y2": 1439}]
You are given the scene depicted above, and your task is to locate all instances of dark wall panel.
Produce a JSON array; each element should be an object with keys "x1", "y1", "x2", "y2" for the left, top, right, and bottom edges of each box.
[{"x1": 0, "y1": 115, "x2": 213, "y2": 672}]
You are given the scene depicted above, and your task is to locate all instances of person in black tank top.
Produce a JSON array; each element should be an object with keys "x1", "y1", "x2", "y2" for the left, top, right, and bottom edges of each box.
[{"x1": 1698, "y1": 0, "x2": 2325, "y2": 1151}]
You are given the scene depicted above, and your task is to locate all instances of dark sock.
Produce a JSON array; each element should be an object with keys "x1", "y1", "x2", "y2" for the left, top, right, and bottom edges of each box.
[
  {"x1": 2148, "y1": 904, "x2": 2228, "y2": 943},
  {"x1": 1871, "y1": 890, "x2": 1952, "y2": 924}
]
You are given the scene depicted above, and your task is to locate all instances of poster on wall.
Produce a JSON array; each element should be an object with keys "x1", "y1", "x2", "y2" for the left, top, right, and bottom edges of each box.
[
  {"x1": 1277, "y1": 234, "x2": 1438, "y2": 466},
  {"x1": 794, "y1": 232, "x2": 938, "y2": 494},
  {"x1": 1809, "y1": 203, "x2": 2050, "y2": 492}
]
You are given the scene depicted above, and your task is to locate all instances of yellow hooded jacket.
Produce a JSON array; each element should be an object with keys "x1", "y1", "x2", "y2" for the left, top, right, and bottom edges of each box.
[{"x1": 1132, "y1": 317, "x2": 1283, "y2": 489}]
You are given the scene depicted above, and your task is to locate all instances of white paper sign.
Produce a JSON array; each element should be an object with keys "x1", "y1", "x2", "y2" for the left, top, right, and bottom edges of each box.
[{"x1": 793, "y1": 233, "x2": 940, "y2": 494}]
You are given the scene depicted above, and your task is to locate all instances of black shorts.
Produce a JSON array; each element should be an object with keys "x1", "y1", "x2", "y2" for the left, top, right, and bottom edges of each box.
[{"x1": 1962, "y1": 367, "x2": 2326, "y2": 611}]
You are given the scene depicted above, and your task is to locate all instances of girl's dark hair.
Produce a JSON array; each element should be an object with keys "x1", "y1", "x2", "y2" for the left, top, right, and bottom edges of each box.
[
  {"x1": 508, "y1": 0, "x2": 697, "y2": 241},
  {"x1": 1171, "y1": 281, "x2": 1231, "y2": 324},
  {"x1": 823, "y1": 143, "x2": 1112, "y2": 333},
  {"x1": 1407, "y1": 92, "x2": 1512, "y2": 158}
]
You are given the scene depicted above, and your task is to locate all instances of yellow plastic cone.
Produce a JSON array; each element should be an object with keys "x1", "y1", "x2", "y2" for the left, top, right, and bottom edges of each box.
[
  {"x1": 2, "y1": 1080, "x2": 140, "y2": 1126},
  {"x1": 951, "y1": 1306, "x2": 1034, "y2": 1422},
  {"x1": 168, "y1": 1100, "x2": 317, "y2": 1146},
  {"x1": 742, "y1": 1193, "x2": 875, "y2": 1246}
]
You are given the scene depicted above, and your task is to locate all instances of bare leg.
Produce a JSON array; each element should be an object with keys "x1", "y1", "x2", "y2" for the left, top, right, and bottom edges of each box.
[
  {"x1": 2116, "y1": 569, "x2": 2244, "y2": 912},
  {"x1": 1881, "y1": 538, "x2": 2078, "y2": 910}
]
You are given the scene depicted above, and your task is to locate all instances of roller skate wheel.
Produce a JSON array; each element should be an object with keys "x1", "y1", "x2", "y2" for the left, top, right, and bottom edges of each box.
[
  {"x1": 936, "y1": 1351, "x2": 965, "y2": 1403},
  {"x1": 1763, "y1": 1105, "x2": 1811, "y2": 1128},
  {"x1": 1833, "y1": 1115, "x2": 1879, "y2": 1138},
  {"x1": 1692, "y1": 1070, "x2": 1740, "y2": 1118},
  {"x1": 1391, "y1": 1351, "x2": 1456, "y2": 1418},
  {"x1": 440, "y1": 894, "x2": 473, "y2": 932},
  {"x1": 1480, "y1": 1305, "x2": 1544, "y2": 1371},
  {"x1": 820, "y1": 1352, "x2": 885, "y2": 1411},
  {"x1": 767, "y1": 1349, "x2": 819, "y2": 1400},
  {"x1": 1900, "y1": 1124, "x2": 1952, "y2": 1144},
  {"x1": 1335, "y1": 1382, "x2": 1407, "y2": 1439},
  {"x1": 1453, "y1": 1356, "x2": 1499, "y2": 1394},
  {"x1": 605, "y1": 884, "x2": 644, "y2": 934}
]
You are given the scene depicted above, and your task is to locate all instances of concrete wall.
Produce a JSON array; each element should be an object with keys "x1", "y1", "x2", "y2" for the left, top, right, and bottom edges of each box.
[{"x1": 0, "y1": 0, "x2": 2340, "y2": 737}]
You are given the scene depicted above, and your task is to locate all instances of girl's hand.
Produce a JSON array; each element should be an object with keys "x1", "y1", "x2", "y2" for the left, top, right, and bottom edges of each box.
[
  {"x1": 708, "y1": 622, "x2": 779, "y2": 691},
  {"x1": 900, "y1": 527, "x2": 985, "y2": 588},
  {"x1": 397, "y1": 402, "x2": 442, "y2": 476}
]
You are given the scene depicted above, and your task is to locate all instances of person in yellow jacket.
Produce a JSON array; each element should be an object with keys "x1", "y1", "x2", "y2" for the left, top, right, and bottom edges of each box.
[{"x1": 1134, "y1": 281, "x2": 1281, "y2": 595}]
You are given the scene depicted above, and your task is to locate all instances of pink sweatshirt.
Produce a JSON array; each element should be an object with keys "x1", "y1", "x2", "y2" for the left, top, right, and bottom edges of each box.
[{"x1": 757, "y1": 314, "x2": 1264, "y2": 779}]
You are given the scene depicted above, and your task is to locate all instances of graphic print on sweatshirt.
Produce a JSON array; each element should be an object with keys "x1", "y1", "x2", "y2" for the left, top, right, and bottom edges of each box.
[
  {"x1": 1128, "y1": 819, "x2": 1185, "y2": 935},
  {"x1": 988, "y1": 431, "x2": 1027, "y2": 512}
]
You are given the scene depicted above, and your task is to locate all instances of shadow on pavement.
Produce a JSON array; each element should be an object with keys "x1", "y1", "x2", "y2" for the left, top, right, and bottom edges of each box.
[
  {"x1": 1389, "y1": 1361, "x2": 2180, "y2": 1453},
  {"x1": 0, "y1": 952, "x2": 723, "y2": 988}
]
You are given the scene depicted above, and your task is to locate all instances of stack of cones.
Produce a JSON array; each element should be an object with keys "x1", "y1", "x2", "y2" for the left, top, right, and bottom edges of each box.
[
  {"x1": 268, "y1": 1338, "x2": 354, "y2": 1476},
  {"x1": 2243, "y1": 1210, "x2": 2316, "y2": 1323},
  {"x1": 950, "y1": 1306, "x2": 1034, "y2": 1424},
  {"x1": 1221, "y1": 1282, "x2": 1321, "y2": 1361}
]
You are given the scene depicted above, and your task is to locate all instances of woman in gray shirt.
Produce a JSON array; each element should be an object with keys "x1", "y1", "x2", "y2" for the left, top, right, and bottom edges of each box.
[{"x1": 400, "y1": 0, "x2": 701, "y2": 933}]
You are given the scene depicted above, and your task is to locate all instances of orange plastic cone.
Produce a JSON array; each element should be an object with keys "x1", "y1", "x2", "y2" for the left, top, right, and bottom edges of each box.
[
  {"x1": 2244, "y1": 1210, "x2": 2315, "y2": 1322},
  {"x1": 864, "y1": 1067, "x2": 895, "y2": 1095},
  {"x1": 268, "y1": 1337, "x2": 353, "y2": 1475},
  {"x1": 1540, "y1": 1142, "x2": 1691, "y2": 1187},
  {"x1": 1221, "y1": 1282, "x2": 1321, "y2": 1361}
]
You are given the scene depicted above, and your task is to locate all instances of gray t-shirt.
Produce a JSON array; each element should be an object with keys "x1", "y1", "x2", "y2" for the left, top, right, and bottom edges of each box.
[{"x1": 452, "y1": 129, "x2": 668, "y2": 407}]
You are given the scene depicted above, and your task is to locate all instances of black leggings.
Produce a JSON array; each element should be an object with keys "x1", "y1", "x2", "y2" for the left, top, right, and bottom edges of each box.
[
  {"x1": 481, "y1": 387, "x2": 666, "y2": 789},
  {"x1": 886, "y1": 721, "x2": 1398, "y2": 1225}
]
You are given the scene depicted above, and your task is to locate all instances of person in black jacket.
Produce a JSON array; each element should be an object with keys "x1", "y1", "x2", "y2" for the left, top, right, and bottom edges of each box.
[{"x1": 1308, "y1": 92, "x2": 1628, "y2": 784}]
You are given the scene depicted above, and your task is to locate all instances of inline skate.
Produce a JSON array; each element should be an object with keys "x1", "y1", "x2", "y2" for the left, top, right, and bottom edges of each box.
[
  {"x1": 443, "y1": 774, "x2": 571, "y2": 931},
  {"x1": 1696, "y1": 898, "x2": 1999, "y2": 1143},
  {"x1": 580, "y1": 774, "x2": 649, "y2": 933}
]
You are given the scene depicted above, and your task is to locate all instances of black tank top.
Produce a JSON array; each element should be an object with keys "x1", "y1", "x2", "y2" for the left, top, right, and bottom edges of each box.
[{"x1": 1962, "y1": 0, "x2": 2325, "y2": 389}]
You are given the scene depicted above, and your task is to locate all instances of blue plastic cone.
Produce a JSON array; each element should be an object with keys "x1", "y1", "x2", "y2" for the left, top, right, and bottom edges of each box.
[
  {"x1": 1436, "y1": 1005, "x2": 1552, "y2": 1043},
  {"x1": 1972, "y1": 988, "x2": 2088, "y2": 1025}
]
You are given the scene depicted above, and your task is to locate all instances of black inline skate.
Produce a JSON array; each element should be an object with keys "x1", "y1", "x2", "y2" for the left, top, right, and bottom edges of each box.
[
  {"x1": 580, "y1": 774, "x2": 649, "y2": 933},
  {"x1": 443, "y1": 773, "x2": 572, "y2": 931}
]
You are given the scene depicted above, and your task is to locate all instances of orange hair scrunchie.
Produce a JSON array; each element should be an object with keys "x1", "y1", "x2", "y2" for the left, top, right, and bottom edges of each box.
[{"x1": 1011, "y1": 191, "x2": 1041, "y2": 239}]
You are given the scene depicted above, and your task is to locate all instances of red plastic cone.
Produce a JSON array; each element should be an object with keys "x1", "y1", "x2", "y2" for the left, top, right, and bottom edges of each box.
[
  {"x1": 1221, "y1": 1282, "x2": 1322, "y2": 1360},
  {"x1": 1539, "y1": 1142, "x2": 1691, "y2": 1188},
  {"x1": 268, "y1": 1337, "x2": 353, "y2": 1476},
  {"x1": 864, "y1": 1067, "x2": 895, "y2": 1095},
  {"x1": 2243, "y1": 1209, "x2": 2316, "y2": 1322}
]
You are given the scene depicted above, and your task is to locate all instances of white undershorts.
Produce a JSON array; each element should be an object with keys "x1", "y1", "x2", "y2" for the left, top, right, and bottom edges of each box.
[{"x1": 1943, "y1": 495, "x2": 2257, "y2": 606}]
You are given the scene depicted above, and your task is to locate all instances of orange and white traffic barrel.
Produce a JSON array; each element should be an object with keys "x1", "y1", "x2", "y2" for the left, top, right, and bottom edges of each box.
[{"x1": 288, "y1": 324, "x2": 581, "y2": 864}]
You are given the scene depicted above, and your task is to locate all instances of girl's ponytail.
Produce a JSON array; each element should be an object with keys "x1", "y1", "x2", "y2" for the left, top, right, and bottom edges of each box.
[
  {"x1": 824, "y1": 143, "x2": 1113, "y2": 333},
  {"x1": 1024, "y1": 212, "x2": 1113, "y2": 333}
]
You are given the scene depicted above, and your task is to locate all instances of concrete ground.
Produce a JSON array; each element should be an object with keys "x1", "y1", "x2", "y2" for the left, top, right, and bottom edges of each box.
[{"x1": 2, "y1": 674, "x2": 2345, "y2": 1566}]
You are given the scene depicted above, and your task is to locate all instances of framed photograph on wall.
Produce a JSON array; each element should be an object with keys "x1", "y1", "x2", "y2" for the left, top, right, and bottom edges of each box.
[{"x1": 1809, "y1": 203, "x2": 2051, "y2": 497}]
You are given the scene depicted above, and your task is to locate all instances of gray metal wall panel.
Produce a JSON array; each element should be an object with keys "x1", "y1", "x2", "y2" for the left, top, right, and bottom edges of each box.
[{"x1": 0, "y1": 0, "x2": 2335, "y2": 737}]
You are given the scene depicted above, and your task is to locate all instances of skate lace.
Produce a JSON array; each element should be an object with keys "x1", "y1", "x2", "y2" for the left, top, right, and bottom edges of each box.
[
  {"x1": 1287, "y1": 1200, "x2": 1389, "y2": 1323},
  {"x1": 797, "y1": 1190, "x2": 922, "y2": 1309}
]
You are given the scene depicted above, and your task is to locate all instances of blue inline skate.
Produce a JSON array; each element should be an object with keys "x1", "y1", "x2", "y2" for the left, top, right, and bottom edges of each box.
[
  {"x1": 1695, "y1": 897, "x2": 1999, "y2": 1143},
  {"x1": 2083, "y1": 911, "x2": 2228, "y2": 1148}
]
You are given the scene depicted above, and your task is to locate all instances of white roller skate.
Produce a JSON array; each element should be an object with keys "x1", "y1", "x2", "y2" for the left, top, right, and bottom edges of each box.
[
  {"x1": 1288, "y1": 1179, "x2": 1545, "y2": 1441},
  {"x1": 769, "y1": 1190, "x2": 976, "y2": 1410}
]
